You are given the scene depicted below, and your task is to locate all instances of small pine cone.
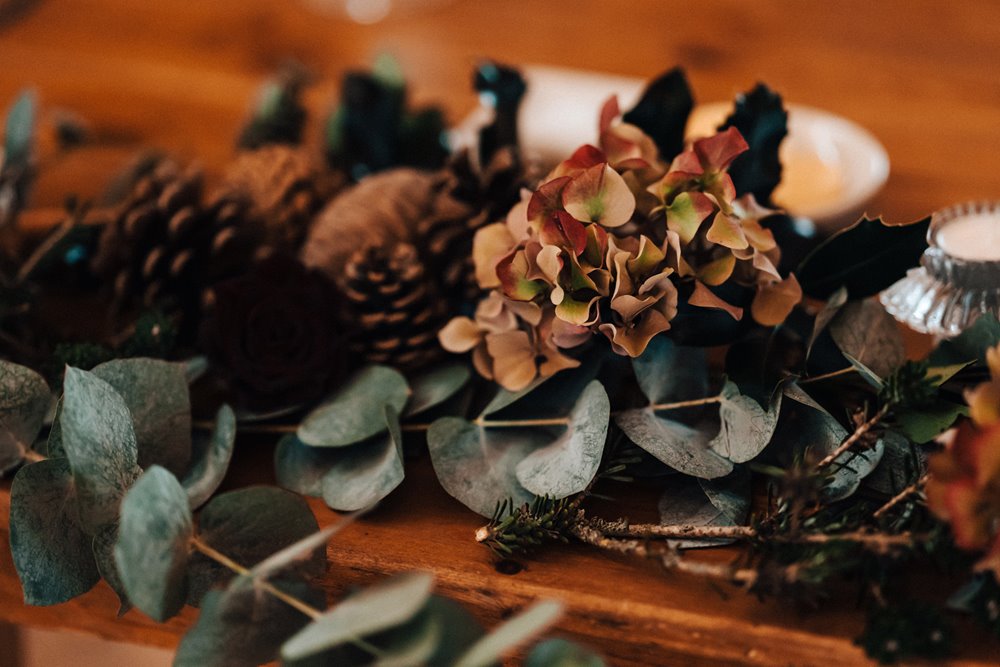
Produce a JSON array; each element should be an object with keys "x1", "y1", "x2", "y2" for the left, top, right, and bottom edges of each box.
[
  {"x1": 92, "y1": 158, "x2": 260, "y2": 325},
  {"x1": 222, "y1": 145, "x2": 340, "y2": 250},
  {"x1": 415, "y1": 147, "x2": 527, "y2": 303},
  {"x1": 340, "y1": 242, "x2": 447, "y2": 370}
]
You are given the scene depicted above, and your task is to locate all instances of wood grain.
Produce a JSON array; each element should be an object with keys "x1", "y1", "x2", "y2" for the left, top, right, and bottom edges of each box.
[{"x1": 2, "y1": 1, "x2": 1000, "y2": 664}]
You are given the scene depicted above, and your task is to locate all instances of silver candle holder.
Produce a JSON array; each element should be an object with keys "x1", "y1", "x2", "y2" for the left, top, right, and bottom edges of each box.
[{"x1": 881, "y1": 201, "x2": 1000, "y2": 337}]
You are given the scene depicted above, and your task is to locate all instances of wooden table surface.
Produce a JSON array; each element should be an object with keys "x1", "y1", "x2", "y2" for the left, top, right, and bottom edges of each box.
[{"x1": 2, "y1": 1, "x2": 1000, "y2": 665}]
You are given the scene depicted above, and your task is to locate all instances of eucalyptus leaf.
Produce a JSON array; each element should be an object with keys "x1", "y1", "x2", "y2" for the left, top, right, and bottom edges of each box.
[
  {"x1": 92, "y1": 524, "x2": 130, "y2": 615},
  {"x1": 0, "y1": 359, "x2": 50, "y2": 473},
  {"x1": 865, "y1": 434, "x2": 926, "y2": 496},
  {"x1": 250, "y1": 517, "x2": 358, "y2": 581},
  {"x1": 176, "y1": 576, "x2": 323, "y2": 667},
  {"x1": 709, "y1": 381, "x2": 781, "y2": 463},
  {"x1": 60, "y1": 366, "x2": 141, "y2": 534},
  {"x1": 828, "y1": 299, "x2": 905, "y2": 379},
  {"x1": 114, "y1": 465, "x2": 192, "y2": 622},
  {"x1": 187, "y1": 486, "x2": 323, "y2": 605},
  {"x1": 841, "y1": 351, "x2": 885, "y2": 389},
  {"x1": 454, "y1": 599, "x2": 563, "y2": 667},
  {"x1": 321, "y1": 406, "x2": 405, "y2": 511},
  {"x1": 796, "y1": 215, "x2": 931, "y2": 299},
  {"x1": 615, "y1": 409, "x2": 733, "y2": 479},
  {"x1": 45, "y1": 398, "x2": 64, "y2": 459},
  {"x1": 514, "y1": 381, "x2": 609, "y2": 498},
  {"x1": 807, "y1": 286, "x2": 848, "y2": 358},
  {"x1": 631, "y1": 335, "x2": 709, "y2": 405},
  {"x1": 526, "y1": 638, "x2": 606, "y2": 667},
  {"x1": 480, "y1": 353, "x2": 601, "y2": 420},
  {"x1": 92, "y1": 358, "x2": 192, "y2": 475},
  {"x1": 275, "y1": 435, "x2": 330, "y2": 497},
  {"x1": 298, "y1": 365, "x2": 409, "y2": 448},
  {"x1": 9, "y1": 458, "x2": 100, "y2": 605},
  {"x1": 404, "y1": 362, "x2": 471, "y2": 418},
  {"x1": 281, "y1": 572, "x2": 435, "y2": 662},
  {"x1": 427, "y1": 417, "x2": 538, "y2": 516},
  {"x1": 182, "y1": 404, "x2": 236, "y2": 509},
  {"x1": 4, "y1": 89, "x2": 35, "y2": 166}
]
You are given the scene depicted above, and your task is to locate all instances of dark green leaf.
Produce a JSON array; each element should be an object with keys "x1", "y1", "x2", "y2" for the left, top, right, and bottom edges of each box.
[
  {"x1": 4, "y1": 89, "x2": 35, "y2": 166},
  {"x1": 281, "y1": 572, "x2": 435, "y2": 662},
  {"x1": 929, "y1": 314, "x2": 1000, "y2": 366},
  {"x1": 895, "y1": 400, "x2": 967, "y2": 444},
  {"x1": 9, "y1": 458, "x2": 99, "y2": 605},
  {"x1": 92, "y1": 358, "x2": 192, "y2": 475},
  {"x1": 828, "y1": 299, "x2": 905, "y2": 379},
  {"x1": 187, "y1": 486, "x2": 322, "y2": 605},
  {"x1": 454, "y1": 599, "x2": 563, "y2": 667},
  {"x1": 0, "y1": 359, "x2": 50, "y2": 473},
  {"x1": 298, "y1": 365, "x2": 409, "y2": 448},
  {"x1": 719, "y1": 83, "x2": 787, "y2": 204},
  {"x1": 114, "y1": 465, "x2": 192, "y2": 621},
  {"x1": 176, "y1": 576, "x2": 322, "y2": 667},
  {"x1": 60, "y1": 367, "x2": 141, "y2": 534},
  {"x1": 250, "y1": 521, "x2": 353, "y2": 581},
  {"x1": 622, "y1": 67, "x2": 693, "y2": 161},
  {"x1": 320, "y1": 406, "x2": 405, "y2": 511},
  {"x1": 182, "y1": 404, "x2": 236, "y2": 509},
  {"x1": 403, "y1": 362, "x2": 471, "y2": 418},
  {"x1": 797, "y1": 216, "x2": 931, "y2": 299},
  {"x1": 615, "y1": 409, "x2": 733, "y2": 479},
  {"x1": 526, "y1": 639, "x2": 606, "y2": 667},
  {"x1": 514, "y1": 381, "x2": 609, "y2": 498}
]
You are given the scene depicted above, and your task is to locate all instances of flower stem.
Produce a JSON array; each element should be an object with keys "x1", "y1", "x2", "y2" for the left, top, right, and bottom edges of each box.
[
  {"x1": 872, "y1": 474, "x2": 930, "y2": 520},
  {"x1": 815, "y1": 404, "x2": 890, "y2": 470}
]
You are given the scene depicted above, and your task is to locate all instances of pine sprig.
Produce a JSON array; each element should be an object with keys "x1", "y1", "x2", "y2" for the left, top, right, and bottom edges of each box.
[{"x1": 475, "y1": 496, "x2": 582, "y2": 558}]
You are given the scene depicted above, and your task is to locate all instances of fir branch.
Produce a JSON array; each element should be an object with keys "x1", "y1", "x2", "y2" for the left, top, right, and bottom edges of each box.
[
  {"x1": 815, "y1": 404, "x2": 890, "y2": 470},
  {"x1": 872, "y1": 474, "x2": 929, "y2": 520}
]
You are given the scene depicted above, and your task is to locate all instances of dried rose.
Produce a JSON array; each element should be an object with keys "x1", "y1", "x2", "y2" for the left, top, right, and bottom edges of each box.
[{"x1": 202, "y1": 255, "x2": 348, "y2": 412}]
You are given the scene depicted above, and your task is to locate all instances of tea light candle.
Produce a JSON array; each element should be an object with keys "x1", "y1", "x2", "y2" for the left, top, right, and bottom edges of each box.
[{"x1": 935, "y1": 211, "x2": 1000, "y2": 261}]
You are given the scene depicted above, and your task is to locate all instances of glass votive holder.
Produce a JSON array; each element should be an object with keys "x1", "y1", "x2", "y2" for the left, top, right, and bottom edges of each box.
[{"x1": 881, "y1": 201, "x2": 1000, "y2": 338}]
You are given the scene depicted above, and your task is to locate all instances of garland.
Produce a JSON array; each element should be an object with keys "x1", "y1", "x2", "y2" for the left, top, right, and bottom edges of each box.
[{"x1": 2, "y1": 59, "x2": 1000, "y2": 665}]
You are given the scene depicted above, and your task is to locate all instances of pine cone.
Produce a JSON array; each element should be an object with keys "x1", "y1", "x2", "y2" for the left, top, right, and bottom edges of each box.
[
  {"x1": 92, "y1": 158, "x2": 260, "y2": 327},
  {"x1": 222, "y1": 145, "x2": 339, "y2": 250},
  {"x1": 340, "y1": 242, "x2": 447, "y2": 370}
]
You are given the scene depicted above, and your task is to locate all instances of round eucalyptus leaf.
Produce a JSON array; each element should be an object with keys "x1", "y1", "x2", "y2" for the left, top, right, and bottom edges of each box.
[
  {"x1": 615, "y1": 409, "x2": 733, "y2": 479},
  {"x1": 114, "y1": 465, "x2": 193, "y2": 622},
  {"x1": 515, "y1": 380, "x2": 609, "y2": 498},
  {"x1": 526, "y1": 638, "x2": 606, "y2": 667},
  {"x1": 60, "y1": 367, "x2": 141, "y2": 534},
  {"x1": 829, "y1": 299, "x2": 905, "y2": 379},
  {"x1": 404, "y1": 362, "x2": 471, "y2": 418},
  {"x1": 298, "y1": 365, "x2": 409, "y2": 448},
  {"x1": 281, "y1": 572, "x2": 435, "y2": 662},
  {"x1": 92, "y1": 357, "x2": 192, "y2": 475},
  {"x1": 709, "y1": 381, "x2": 781, "y2": 464},
  {"x1": 9, "y1": 458, "x2": 100, "y2": 605},
  {"x1": 321, "y1": 406, "x2": 405, "y2": 511},
  {"x1": 631, "y1": 336, "x2": 708, "y2": 405},
  {"x1": 454, "y1": 599, "x2": 563, "y2": 667},
  {"x1": 275, "y1": 434, "x2": 330, "y2": 498},
  {"x1": 182, "y1": 404, "x2": 236, "y2": 509},
  {"x1": 0, "y1": 359, "x2": 51, "y2": 473},
  {"x1": 427, "y1": 417, "x2": 538, "y2": 517},
  {"x1": 92, "y1": 524, "x2": 130, "y2": 616}
]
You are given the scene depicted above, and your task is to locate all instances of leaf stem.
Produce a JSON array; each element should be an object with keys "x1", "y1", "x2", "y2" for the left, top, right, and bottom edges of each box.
[
  {"x1": 21, "y1": 449, "x2": 45, "y2": 463},
  {"x1": 474, "y1": 416, "x2": 569, "y2": 428},
  {"x1": 799, "y1": 367, "x2": 856, "y2": 385},
  {"x1": 872, "y1": 473, "x2": 930, "y2": 520},
  {"x1": 647, "y1": 395, "x2": 722, "y2": 411},
  {"x1": 815, "y1": 404, "x2": 890, "y2": 470}
]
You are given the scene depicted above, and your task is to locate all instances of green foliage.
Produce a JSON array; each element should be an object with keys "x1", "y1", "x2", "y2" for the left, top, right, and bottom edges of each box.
[
  {"x1": 454, "y1": 599, "x2": 563, "y2": 667},
  {"x1": 479, "y1": 496, "x2": 581, "y2": 558},
  {"x1": 616, "y1": 408, "x2": 734, "y2": 478},
  {"x1": 929, "y1": 313, "x2": 1000, "y2": 366},
  {"x1": 797, "y1": 216, "x2": 931, "y2": 299},
  {"x1": 403, "y1": 361, "x2": 471, "y2": 418},
  {"x1": 526, "y1": 639, "x2": 606, "y2": 667},
  {"x1": 237, "y1": 68, "x2": 308, "y2": 150},
  {"x1": 181, "y1": 404, "x2": 236, "y2": 509},
  {"x1": 297, "y1": 365, "x2": 409, "y2": 448},
  {"x1": 857, "y1": 604, "x2": 953, "y2": 664},
  {"x1": 631, "y1": 335, "x2": 708, "y2": 405},
  {"x1": 0, "y1": 359, "x2": 50, "y2": 472}
]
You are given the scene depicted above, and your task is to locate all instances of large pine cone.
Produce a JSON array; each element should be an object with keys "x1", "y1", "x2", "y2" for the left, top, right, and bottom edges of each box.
[
  {"x1": 222, "y1": 145, "x2": 339, "y2": 250},
  {"x1": 91, "y1": 158, "x2": 260, "y2": 327}
]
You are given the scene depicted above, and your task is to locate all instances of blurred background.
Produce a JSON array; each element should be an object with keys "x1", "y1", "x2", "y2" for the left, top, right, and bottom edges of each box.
[{"x1": 1, "y1": 0, "x2": 998, "y2": 664}]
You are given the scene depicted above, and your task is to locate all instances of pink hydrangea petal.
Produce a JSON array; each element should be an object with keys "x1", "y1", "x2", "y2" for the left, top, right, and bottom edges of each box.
[
  {"x1": 473, "y1": 222, "x2": 516, "y2": 288},
  {"x1": 666, "y1": 191, "x2": 715, "y2": 244},
  {"x1": 696, "y1": 253, "x2": 736, "y2": 286},
  {"x1": 693, "y1": 126, "x2": 749, "y2": 171},
  {"x1": 438, "y1": 316, "x2": 482, "y2": 353},
  {"x1": 599, "y1": 96, "x2": 620, "y2": 134},
  {"x1": 706, "y1": 211, "x2": 749, "y2": 250},
  {"x1": 563, "y1": 163, "x2": 636, "y2": 228},
  {"x1": 486, "y1": 331, "x2": 538, "y2": 391},
  {"x1": 751, "y1": 273, "x2": 802, "y2": 326},
  {"x1": 527, "y1": 175, "x2": 571, "y2": 222}
]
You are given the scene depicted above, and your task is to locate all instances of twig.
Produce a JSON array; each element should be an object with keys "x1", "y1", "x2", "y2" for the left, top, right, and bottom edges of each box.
[
  {"x1": 815, "y1": 404, "x2": 890, "y2": 470},
  {"x1": 872, "y1": 474, "x2": 930, "y2": 520},
  {"x1": 799, "y1": 367, "x2": 856, "y2": 385}
]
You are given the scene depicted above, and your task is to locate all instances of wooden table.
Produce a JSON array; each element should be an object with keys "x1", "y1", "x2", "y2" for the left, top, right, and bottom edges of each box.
[{"x1": 2, "y1": 1, "x2": 1000, "y2": 664}]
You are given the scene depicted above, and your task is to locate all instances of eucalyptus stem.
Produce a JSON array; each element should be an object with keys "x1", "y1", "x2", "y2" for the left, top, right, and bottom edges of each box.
[
  {"x1": 22, "y1": 449, "x2": 45, "y2": 463},
  {"x1": 815, "y1": 404, "x2": 890, "y2": 470},
  {"x1": 474, "y1": 416, "x2": 569, "y2": 428},
  {"x1": 646, "y1": 395, "x2": 722, "y2": 411},
  {"x1": 872, "y1": 474, "x2": 930, "y2": 520},
  {"x1": 799, "y1": 367, "x2": 856, "y2": 384}
]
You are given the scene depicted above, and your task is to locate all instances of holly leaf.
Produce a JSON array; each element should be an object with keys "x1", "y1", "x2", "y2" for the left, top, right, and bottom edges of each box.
[
  {"x1": 615, "y1": 409, "x2": 733, "y2": 479},
  {"x1": 181, "y1": 404, "x2": 236, "y2": 509},
  {"x1": 281, "y1": 572, "x2": 435, "y2": 662},
  {"x1": 0, "y1": 359, "x2": 50, "y2": 473},
  {"x1": 298, "y1": 365, "x2": 409, "y2": 448},
  {"x1": 114, "y1": 465, "x2": 193, "y2": 622},
  {"x1": 514, "y1": 381, "x2": 609, "y2": 498},
  {"x1": 186, "y1": 487, "x2": 323, "y2": 605},
  {"x1": 622, "y1": 67, "x2": 693, "y2": 162},
  {"x1": 60, "y1": 367, "x2": 141, "y2": 534},
  {"x1": 709, "y1": 380, "x2": 782, "y2": 463},
  {"x1": 828, "y1": 299, "x2": 905, "y2": 379},
  {"x1": 526, "y1": 639, "x2": 606, "y2": 667},
  {"x1": 92, "y1": 358, "x2": 191, "y2": 475},
  {"x1": 454, "y1": 599, "x2": 563, "y2": 667},
  {"x1": 631, "y1": 335, "x2": 709, "y2": 405},
  {"x1": 719, "y1": 83, "x2": 788, "y2": 204},
  {"x1": 404, "y1": 362, "x2": 471, "y2": 418},
  {"x1": 9, "y1": 458, "x2": 100, "y2": 605},
  {"x1": 797, "y1": 216, "x2": 931, "y2": 299},
  {"x1": 320, "y1": 406, "x2": 405, "y2": 511}
]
